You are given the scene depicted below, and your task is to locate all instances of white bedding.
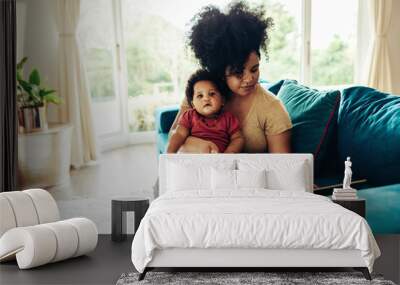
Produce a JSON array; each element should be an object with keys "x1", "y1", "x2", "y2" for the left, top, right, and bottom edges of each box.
[{"x1": 131, "y1": 189, "x2": 380, "y2": 273}]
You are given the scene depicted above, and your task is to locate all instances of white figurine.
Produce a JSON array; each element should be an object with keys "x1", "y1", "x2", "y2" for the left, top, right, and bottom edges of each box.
[{"x1": 342, "y1": 157, "x2": 353, "y2": 190}]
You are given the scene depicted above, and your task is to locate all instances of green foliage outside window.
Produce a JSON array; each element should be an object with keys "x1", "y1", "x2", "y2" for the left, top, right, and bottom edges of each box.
[
  {"x1": 261, "y1": 1, "x2": 300, "y2": 82},
  {"x1": 85, "y1": 48, "x2": 115, "y2": 101},
  {"x1": 311, "y1": 34, "x2": 354, "y2": 86},
  {"x1": 123, "y1": 0, "x2": 354, "y2": 132}
]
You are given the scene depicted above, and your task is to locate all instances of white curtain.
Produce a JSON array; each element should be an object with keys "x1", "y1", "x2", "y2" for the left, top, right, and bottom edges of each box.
[
  {"x1": 366, "y1": 0, "x2": 393, "y2": 93},
  {"x1": 55, "y1": 0, "x2": 98, "y2": 168}
]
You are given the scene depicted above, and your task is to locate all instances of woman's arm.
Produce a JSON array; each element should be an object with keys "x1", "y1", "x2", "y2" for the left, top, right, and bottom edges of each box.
[
  {"x1": 224, "y1": 131, "x2": 245, "y2": 153},
  {"x1": 266, "y1": 129, "x2": 291, "y2": 153},
  {"x1": 167, "y1": 125, "x2": 189, "y2": 153}
]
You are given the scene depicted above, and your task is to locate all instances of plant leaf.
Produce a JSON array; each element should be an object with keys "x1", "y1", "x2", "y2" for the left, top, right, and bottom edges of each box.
[
  {"x1": 39, "y1": 89, "x2": 46, "y2": 98},
  {"x1": 16, "y1": 71, "x2": 23, "y2": 81},
  {"x1": 19, "y1": 79, "x2": 32, "y2": 93},
  {"x1": 29, "y1": 69, "x2": 40, "y2": 85},
  {"x1": 30, "y1": 91, "x2": 42, "y2": 103},
  {"x1": 43, "y1": 94, "x2": 61, "y2": 104},
  {"x1": 16, "y1": 57, "x2": 28, "y2": 70},
  {"x1": 43, "y1": 89, "x2": 56, "y2": 95}
]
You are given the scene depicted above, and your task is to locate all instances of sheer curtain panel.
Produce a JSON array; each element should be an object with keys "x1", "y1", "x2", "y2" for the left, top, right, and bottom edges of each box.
[
  {"x1": 55, "y1": 0, "x2": 98, "y2": 168},
  {"x1": 366, "y1": 0, "x2": 393, "y2": 93}
]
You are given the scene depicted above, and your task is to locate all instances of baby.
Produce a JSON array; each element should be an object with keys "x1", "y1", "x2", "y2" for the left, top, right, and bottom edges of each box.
[{"x1": 167, "y1": 69, "x2": 244, "y2": 153}]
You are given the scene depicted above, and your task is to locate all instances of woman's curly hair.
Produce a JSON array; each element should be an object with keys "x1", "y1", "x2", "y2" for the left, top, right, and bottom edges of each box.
[
  {"x1": 185, "y1": 69, "x2": 231, "y2": 107},
  {"x1": 188, "y1": 1, "x2": 273, "y2": 78}
]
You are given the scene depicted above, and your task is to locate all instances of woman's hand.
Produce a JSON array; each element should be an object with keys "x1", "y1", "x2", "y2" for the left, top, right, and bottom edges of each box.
[{"x1": 178, "y1": 136, "x2": 219, "y2": 154}]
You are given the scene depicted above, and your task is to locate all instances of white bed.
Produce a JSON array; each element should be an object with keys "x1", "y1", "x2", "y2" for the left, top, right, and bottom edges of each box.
[{"x1": 131, "y1": 154, "x2": 380, "y2": 280}]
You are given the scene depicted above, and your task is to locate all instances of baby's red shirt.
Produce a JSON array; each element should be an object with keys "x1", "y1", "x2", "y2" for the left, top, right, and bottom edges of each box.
[{"x1": 178, "y1": 109, "x2": 240, "y2": 153}]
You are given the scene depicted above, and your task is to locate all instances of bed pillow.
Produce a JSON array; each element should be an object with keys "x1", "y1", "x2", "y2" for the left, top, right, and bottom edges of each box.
[
  {"x1": 211, "y1": 168, "x2": 236, "y2": 190},
  {"x1": 168, "y1": 162, "x2": 210, "y2": 191},
  {"x1": 277, "y1": 80, "x2": 340, "y2": 172},
  {"x1": 211, "y1": 169, "x2": 268, "y2": 190},
  {"x1": 238, "y1": 159, "x2": 310, "y2": 192},
  {"x1": 266, "y1": 162, "x2": 308, "y2": 192},
  {"x1": 236, "y1": 169, "x2": 267, "y2": 188},
  {"x1": 167, "y1": 159, "x2": 235, "y2": 192}
]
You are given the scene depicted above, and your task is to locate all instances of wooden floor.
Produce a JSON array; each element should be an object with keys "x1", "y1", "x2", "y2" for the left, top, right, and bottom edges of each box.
[{"x1": 0, "y1": 235, "x2": 134, "y2": 285}]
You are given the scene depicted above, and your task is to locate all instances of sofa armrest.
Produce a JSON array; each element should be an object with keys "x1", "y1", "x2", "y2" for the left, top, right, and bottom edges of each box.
[
  {"x1": 357, "y1": 184, "x2": 400, "y2": 234},
  {"x1": 155, "y1": 105, "x2": 179, "y2": 154},
  {"x1": 155, "y1": 105, "x2": 179, "y2": 134}
]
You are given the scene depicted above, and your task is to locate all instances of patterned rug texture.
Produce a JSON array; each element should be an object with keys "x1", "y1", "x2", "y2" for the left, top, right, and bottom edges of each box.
[{"x1": 116, "y1": 271, "x2": 396, "y2": 285}]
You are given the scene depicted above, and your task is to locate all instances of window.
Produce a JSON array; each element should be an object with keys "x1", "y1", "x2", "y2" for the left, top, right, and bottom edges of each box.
[
  {"x1": 257, "y1": 0, "x2": 302, "y2": 83},
  {"x1": 79, "y1": 0, "x2": 123, "y2": 137},
  {"x1": 79, "y1": 0, "x2": 117, "y2": 102},
  {"x1": 121, "y1": 0, "x2": 234, "y2": 132},
  {"x1": 120, "y1": 0, "x2": 358, "y2": 133},
  {"x1": 309, "y1": 0, "x2": 358, "y2": 87},
  {"x1": 80, "y1": 0, "x2": 359, "y2": 140}
]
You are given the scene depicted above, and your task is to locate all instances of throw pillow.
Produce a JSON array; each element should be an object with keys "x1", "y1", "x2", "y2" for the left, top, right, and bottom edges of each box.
[
  {"x1": 259, "y1": 79, "x2": 296, "y2": 95},
  {"x1": 277, "y1": 80, "x2": 340, "y2": 171}
]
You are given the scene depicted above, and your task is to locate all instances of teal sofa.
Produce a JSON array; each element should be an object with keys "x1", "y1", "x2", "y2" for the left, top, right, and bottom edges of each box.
[{"x1": 155, "y1": 80, "x2": 400, "y2": 234}]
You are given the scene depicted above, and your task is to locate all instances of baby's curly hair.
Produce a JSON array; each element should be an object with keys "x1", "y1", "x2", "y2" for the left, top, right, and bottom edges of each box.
[
  {"x1": 185, "y1": 69, "x2": 230, "y2": 108},
  {"x1": 188, "y1": 1, "x2": 273, "y2": 78}
]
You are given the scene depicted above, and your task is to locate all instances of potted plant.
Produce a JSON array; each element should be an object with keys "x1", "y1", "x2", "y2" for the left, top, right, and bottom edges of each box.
[{"x1": 16, "y1": 57, "x2": 61, "y2": 133}]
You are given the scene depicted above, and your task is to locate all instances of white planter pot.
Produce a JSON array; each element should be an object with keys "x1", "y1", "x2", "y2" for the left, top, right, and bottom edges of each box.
[{"x1": 18, "y1": 124, "x2": 73, "y2": 188}]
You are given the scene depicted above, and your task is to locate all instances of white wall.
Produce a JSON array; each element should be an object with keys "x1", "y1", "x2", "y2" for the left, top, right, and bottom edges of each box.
[
  {"x1": 17, "y1": 0, "x2": 59, "y2": 122},
  {"x1": 16, "y1": 1, "x2": 26, "y2": 61}
]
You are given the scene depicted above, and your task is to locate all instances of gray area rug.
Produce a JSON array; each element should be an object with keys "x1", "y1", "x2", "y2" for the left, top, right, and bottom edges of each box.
[{"x1": 116, "y1": 271, "x2": 396, "y2": 285}]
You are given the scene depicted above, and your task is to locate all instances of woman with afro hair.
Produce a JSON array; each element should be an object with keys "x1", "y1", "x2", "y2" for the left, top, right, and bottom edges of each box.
[{"x1": 170, "y1": 1, "x2": 292, "y2": 153}]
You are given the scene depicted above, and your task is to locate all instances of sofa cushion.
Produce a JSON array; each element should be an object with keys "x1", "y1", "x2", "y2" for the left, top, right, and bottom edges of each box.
[
  {"x1": 277, "y1": 80, "x2": 340, "y2": 171},
  {"x1": 338, "y1": 87, "x2": 400, "y2": 185},
  {"x1": 157, "y1": 133, "x2": 169, "y2": 154},
  {"x1": 260, "y1": 79, "x2": 292, "y2": 95},
  {"x1": 357, "y1": 184, "x2": 400, "y2": 234}
]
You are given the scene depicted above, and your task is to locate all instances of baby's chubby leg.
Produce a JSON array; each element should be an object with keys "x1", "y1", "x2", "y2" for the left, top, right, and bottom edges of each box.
[{"x1": 178, "y1": 136, "x2": 219, "y2": 153}]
